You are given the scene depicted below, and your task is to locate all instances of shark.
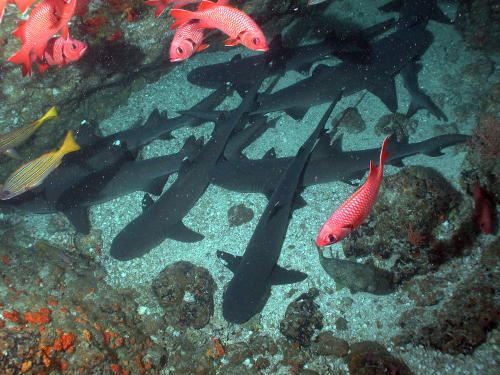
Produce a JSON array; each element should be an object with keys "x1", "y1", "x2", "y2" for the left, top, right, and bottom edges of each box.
[
  {"x1": 378, "y1": 0, "x2": 453, "y2": 30},
  {"x1": 250, "y1": 26, "x2": 440, "y2": 120},
  {"x1": 209, "y1": 133, "x2": 469, "y2": 198},
  {"x1": 109, "y1": 79, "x2": 266, "y2": 261},
  {"x1": 0, "y1": 85, "x2": 232, "y2": 233},
  {"x1": 76, "y1": 85, "x2": 231, "y2": 151},
  {"x1": 0, "y1": 136, "x2": 202, "y2": 234},
  {"x1": 186, "y1": 19, "x2": 395, "y2": 95},
  {"x1": 216, "y1": 95, "x2": 342, "y2": 324}
]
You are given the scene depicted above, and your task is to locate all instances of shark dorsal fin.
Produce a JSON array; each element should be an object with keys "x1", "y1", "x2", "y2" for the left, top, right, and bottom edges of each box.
[{"x1": 263, "y1": 148, "x2": 276, "y2": 159}]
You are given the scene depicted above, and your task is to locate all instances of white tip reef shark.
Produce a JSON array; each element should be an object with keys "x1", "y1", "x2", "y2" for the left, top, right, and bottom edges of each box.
[
  {"x1": 109, "y1": 78, "x2": 267, "y2": 261},
  {"x1": 0, "y1": 87, "x2": 231, "y2": 234},
  {"x1": 217, "y1": 93, "x2": 342, "y2": 324},
  {"x1": 250, "y1": 26, "x2": 444, "y2": 121},
  {"x1": 209, "y1": 133, "x2": 469, "y2": 199}
]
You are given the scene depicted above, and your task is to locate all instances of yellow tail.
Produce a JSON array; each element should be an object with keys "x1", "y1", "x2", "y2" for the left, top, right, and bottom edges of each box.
[
  {"x1": 59, "y1": 130, "x2": 81, "y2": 155},
  {"x1": 32, "y1": 106, "x2": 58, "y2": 129}
]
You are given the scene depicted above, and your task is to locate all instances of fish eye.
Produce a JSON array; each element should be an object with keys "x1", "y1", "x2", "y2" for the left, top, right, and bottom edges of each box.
[
  {"x1": 71, "y1": 43, "x2": 77, "y2": 50},
  {"x1": 177, "y1": 47, "x2": 184, "y2": 54},
  {"x1": 252, "y1": 37, "x2": 260, "y2": 45},
  {"x1": 328, "y1": 234, "x2": 337, "y2": 244}
]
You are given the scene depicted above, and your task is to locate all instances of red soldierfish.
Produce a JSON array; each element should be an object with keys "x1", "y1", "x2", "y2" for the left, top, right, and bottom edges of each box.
[
  {"x1": 169, "y1": 1, "x2": 230, "y2": 62},
  {"x1": 0, "y1": 0, "x2": 37, "y2": 23},
  {"x1": 145, "y1": 0, "x2": 199, "y2": 17},
  {"x1": 473, "y1": 182, "x2": 494, "y2": 235},
  {"x1": 316, "y1": 136, "x2": 390, "y2": 246},
  {"x1": 0, "y1": 130, "x2": 80, "y2": 200},
  {"x1": 8, "y1": 0, "x2": 77, "y2": 76},
  {"x1": 170, "y1": 20, "x2": 209, "y2": 62},
  {"x1": 35, "y1": 36, "x2": 87, "y2": 73},
  {"x1": 170, "y1": 0, "x2": 268, "y2": 51}
]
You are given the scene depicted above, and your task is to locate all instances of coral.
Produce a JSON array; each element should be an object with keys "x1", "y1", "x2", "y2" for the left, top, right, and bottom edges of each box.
[
  {"x1": 343, "y1": 166, "x2": 463, "y2": 283},
  {"x1": 279, "y1": 288, "x2": 324, "y2": 347},
  {"x1": 0, "y1": 241, "x2": 165, "y2": 374},
  {"x1": 470, "y1": 115, "x2": 500, "y2": 163},
  {"x1": 152, "y1": 261, "x2": 216, "y2": 330},
  {"x1": 347, "y1": 341, "x2": 414, "y2": 375}
]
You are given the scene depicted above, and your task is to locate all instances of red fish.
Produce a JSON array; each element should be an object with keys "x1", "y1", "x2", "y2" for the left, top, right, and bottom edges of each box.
[
  {"x1": 473, "y1": 182, "x2": 494, "y2": 235},
  {"x1": 35, "y1": 36, "x2": 87, "y2": 73},
  {"x1": 170, "y1": 0, "x2": 268, "y2": 51},
  {"x1": 145, "y1": 0, "x2": 198, "y2": 17},
  {"x1": 8, "y1": 0, "x2": 77, "y2": 76},
  {"x1": 170, "y1": 20, "x2": 208, "y2": 62},
  {"x1": 0, "y1": 0, "x2": 37, "y2": 23},
  {"x1": 316, "y1": 136, "x2": 390, "y2": 246},
  {"x1": 168, "y1": 0, "x2": 230, "y2": 62}
]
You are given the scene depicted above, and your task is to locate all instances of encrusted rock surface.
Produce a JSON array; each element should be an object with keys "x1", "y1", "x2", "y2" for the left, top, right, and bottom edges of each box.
[{"x1": 152, "y1": 261, "x2": 216, "y2": 330}]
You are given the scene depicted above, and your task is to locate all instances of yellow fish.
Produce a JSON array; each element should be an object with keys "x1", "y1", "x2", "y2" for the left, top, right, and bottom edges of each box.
[
  {"x1": 0, "y1": 106, "x2": 58, "y2": 159},
  {"x1": 0, "y1": 130, "x2": 80, "y2": 200}
]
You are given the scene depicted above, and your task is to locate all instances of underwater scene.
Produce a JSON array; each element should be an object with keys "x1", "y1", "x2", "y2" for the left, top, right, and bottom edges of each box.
[{"x1": 0, "y1": 0, "x2": 499, "y2": 374}]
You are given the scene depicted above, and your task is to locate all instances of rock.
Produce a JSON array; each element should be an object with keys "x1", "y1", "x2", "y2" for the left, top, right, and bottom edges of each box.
[
  {"x1": 153, "y1": 261, "x2": 216, "y2": 330},
  {"x1": 311, "y1": 331, "x2": 349, "y2": 357},
  {"x1": 335, "y1": 317, "x2": 349, "y2": 331},
  {"x1": 227, "y1": 203, "x2": 254, "y2": 227},
  {"x1": 343, "y1": 166, "x2": 462, "y2": 283},
  {"x1": 347, "y1": 341, "x2": 414, "y2": 375},
  {"x1": 279, "y1": 288, "x2": 324, "y2": 347}
]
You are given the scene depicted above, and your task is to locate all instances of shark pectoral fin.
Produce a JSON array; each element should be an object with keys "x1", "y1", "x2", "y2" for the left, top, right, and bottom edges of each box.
[
  {"x1": 407, "y1": 92, "x2": 448, "y2": 121},
  {"x1": 295, "y1": 62, "x2": 314, "y2": 75},
  {"x1": 216, "y1": 250, "x2": 241, "y2": 273},
  {"x1": 166, "y1": 221, "x2": 204, "y2": 243},
  {"x1": 367, "y1": 77, "x2": 398, "y2": 113},
  {"x1": 143, "y1": 175, "x2": 170, "y2": 196},
  {"x1": 270, "y1": 265, "x2": 308, "y2": 285},
  {"x1": 292, "y1": 194, "x2": 308, "y2": 211},
  {"x1": 424, "y1": 149, "x2": 445, "y2": 157},
  {"x1": 431, "y1": 7, "x2": 454, "y2": 25},
  {"x1": 63, "y1": 206, "x2": 91, "y2": 234},
  {"x1": 263, "y1": 148, "x2": 276, "y2": 159},
  {"x1": 285, "y1": 106, "x2": 309, "y2": 121}
]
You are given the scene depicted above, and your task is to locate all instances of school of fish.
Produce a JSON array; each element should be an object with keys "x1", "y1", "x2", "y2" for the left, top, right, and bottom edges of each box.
[{"x1": 2, "y1": 0, "x2": 267, "y2": 74}]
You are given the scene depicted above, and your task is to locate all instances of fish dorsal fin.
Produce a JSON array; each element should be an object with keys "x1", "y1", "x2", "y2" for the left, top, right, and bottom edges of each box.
[
  {"x1": 263, "y1": 148, "x2": 276, "y2": 159},
  {"x1": 198, "y1": 0, "x2": 217, "y2": 11}
]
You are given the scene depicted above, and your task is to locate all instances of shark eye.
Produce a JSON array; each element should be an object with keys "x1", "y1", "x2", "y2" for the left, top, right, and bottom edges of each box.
[
  {"x1": 252, "y1": 37, "x2": 260, "y2": 45},
  {"x1": 328, "y1": 234, "x2": 337, "y2": 244},
  {"x1": 176, "y1": 47, "x2": 184, "y2": 54}
]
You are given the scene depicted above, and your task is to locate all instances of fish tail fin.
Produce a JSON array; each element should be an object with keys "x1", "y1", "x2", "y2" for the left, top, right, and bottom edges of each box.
[
  {"x1": 34, "y1": 106, "x2": 58, "y2": 128},
  {"x1": 170, "y1": 9, "x2": 195, "y2": 29},
  {"x1": 377, "y1": 136, "x2": 391, "y2": 177},
  {"x1": 0, "y1": 4, "x2": 5, "y2": 24},
  {"x1": 60, "y1": 130, "x2": 81, "y2": 155},
  {"x1": 8, "y1": 47, "x2": 32, "y2": 77}
]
